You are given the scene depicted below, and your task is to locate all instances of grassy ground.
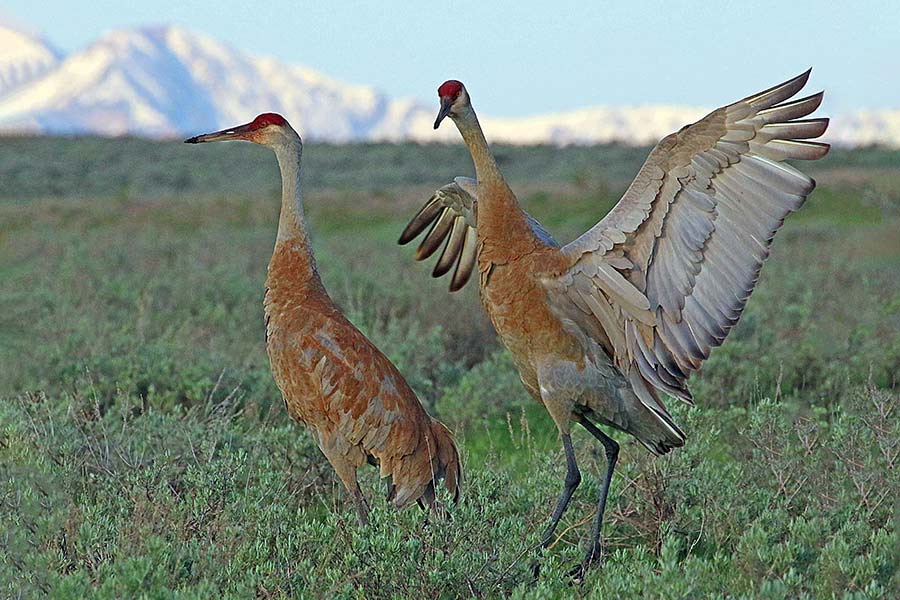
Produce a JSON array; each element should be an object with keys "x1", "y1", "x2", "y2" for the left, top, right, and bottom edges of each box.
[{"x1": 0, "y1": 139, "x2": 898, "y2": 598}]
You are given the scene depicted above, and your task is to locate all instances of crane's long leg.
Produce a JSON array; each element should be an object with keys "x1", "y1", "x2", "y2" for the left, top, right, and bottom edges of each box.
[
  {"x1": 538, "y1": 433, "x2": 582, "y2": 549},
  {"x1": 349, "y1": 483, "x2": 370, "y2": 526},
  {"x1": 330, "y1": 458, "x2": 370, "y2": 526},
  {"x1": 531, "y1": 433, "x2": 581, "y2": 578},
  {"x1": 574, "y1": 414, "x2": 619, "y2": 575}
]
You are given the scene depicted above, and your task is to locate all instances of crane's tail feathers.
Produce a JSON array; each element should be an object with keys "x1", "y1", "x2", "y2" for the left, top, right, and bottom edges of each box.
[
  {"x1": 385, "y1": 418, "x2": 461, "y2": 509},
  {"x1": 638, "y1": 405, "x2": 686, "y2": 456},
  {"x1": 629, "y1": 370, "x2": 686, "y2": 456},
  {"x1": 423, "y1": 419, "x2": 462, "y2": 505}
]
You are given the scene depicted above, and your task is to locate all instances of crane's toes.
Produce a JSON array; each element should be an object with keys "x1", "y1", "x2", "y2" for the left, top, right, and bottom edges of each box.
[
  {"x1": 529, "y1": 558, "x2": 542, "y2": 583},
  {"x1": 529, "y1": 540, "x2": 550, "y2": 582},
  {"x1": 567, "y1": 562, "x2": 588, "y2": 584},
  {"x1": 568, "y1": 552, "x2": 603, "y2": 584}
]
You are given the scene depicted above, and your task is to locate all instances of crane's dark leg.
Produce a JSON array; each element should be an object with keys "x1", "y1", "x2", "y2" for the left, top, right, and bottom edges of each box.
[
  {"x1": 531, "y1": 433, "x2": 581, "y2": 578},
  {"x1": 572, "y1": 415, "x2": 619, "y2": 578},
  {"x1": 331, "y1": 460, "x2": 370, "y2": 526},
  {"x1": 346, "y1": 481, "x2": 370, "y2": 526}
]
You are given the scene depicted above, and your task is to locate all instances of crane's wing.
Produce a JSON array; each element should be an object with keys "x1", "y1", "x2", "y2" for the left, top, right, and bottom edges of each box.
[
  {"x1": 546, "y1": 70, "x2": 829, "y2": 402},
  {"x1": 398, "y1": 177, "x2": 478, "y2": 292},
  {"x1": 399, "y1": 176, "x2": 557, "y2": 291}
]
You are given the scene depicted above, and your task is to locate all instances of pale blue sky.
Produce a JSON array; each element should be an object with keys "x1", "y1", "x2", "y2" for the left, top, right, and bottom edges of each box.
[{"x1": 3, "y1": 1, "x2": 898, "y2": 115}]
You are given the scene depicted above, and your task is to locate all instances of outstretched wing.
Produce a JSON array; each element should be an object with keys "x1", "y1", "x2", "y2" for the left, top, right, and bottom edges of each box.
[
  {"x1": 399, "y1": 177, "x2": 557, "y2": 292},
  {"x1": 548, "y1": 70, "x2": 829, "y2": 402},
  {"x1": 398, "y1": 177, "x2": 479, "y2": 292}
]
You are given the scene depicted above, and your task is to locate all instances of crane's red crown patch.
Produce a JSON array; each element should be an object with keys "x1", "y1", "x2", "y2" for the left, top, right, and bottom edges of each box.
[
  {"x1": 438, "y1": 80, "x2": 463, "y2": 99},
  {"x1": 250, "y1": 113, "x2": 288, "y2": 129}
]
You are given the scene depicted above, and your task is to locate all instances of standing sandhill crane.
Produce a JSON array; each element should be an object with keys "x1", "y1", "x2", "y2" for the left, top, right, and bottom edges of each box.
[
  {"x1": 399, "y1": 71, "x2": 828, "y2": 577},
  {"x1": 185, "y1": 113, "x2": 460, "y2": 525}
]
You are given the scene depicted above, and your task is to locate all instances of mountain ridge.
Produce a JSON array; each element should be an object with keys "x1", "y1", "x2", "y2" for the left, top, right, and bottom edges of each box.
[
  {"x1": 0, "y1": 20, "x2": 61, "y2": 98},
  {"x1": 0, "y1": 22, "x2": 897, "y2": 147}
]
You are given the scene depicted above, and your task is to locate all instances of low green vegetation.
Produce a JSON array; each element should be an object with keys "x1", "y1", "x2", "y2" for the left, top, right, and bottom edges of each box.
[{"x1": 1, "y1": 139, "x2": 897, "y2": 598}]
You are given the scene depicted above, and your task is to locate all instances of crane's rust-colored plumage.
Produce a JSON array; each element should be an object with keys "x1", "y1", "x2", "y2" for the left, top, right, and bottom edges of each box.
[
  {"x1": 401, "y1": 71, "x2": 829, "y2": 577},
  {"x1": 186, "y1": 114, "x2": 460, "y2": 525}
]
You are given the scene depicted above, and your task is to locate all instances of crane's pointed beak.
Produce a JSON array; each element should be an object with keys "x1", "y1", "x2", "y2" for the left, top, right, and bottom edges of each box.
[
  {"x1": 434, "y1": 97, "x2": 453, "y2": 129},
  {"x1": 184, "y1": 122, "x2": 254, "y2": 144}
]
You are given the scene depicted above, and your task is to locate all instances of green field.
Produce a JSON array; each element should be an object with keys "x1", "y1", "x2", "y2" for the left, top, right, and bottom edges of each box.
[{"x1": 1, "y1": 138, "x2": 898, "y2": 599}]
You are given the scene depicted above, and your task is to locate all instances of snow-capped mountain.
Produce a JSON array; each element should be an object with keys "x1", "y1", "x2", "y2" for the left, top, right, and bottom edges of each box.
[
  {"x1": 478, "y1": 107, "x2": 900, "y2": 148},
  {"x1": 373, "y1": 101, "x2": 900, "y2": 148},
  {"x1": 0, "y1": 21, "x2": 61, "y2": 98},
  {"x1": 0, "y1": 25, "x2": 392, "y2": 140},
  {"x1": 461, "y1": 106, "x2": 709, "y2": 146},
  {"x1": 0, "y1": 21, "x2": 897, "y2": 147}
]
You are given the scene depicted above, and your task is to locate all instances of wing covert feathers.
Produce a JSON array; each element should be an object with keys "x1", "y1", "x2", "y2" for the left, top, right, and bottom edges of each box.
[
  {"x1": 554, "y1": 70, "x2": 829, "y2": 402},
  {"x1": 265, "y1": 244, "x2": 462, "y2": 515}
]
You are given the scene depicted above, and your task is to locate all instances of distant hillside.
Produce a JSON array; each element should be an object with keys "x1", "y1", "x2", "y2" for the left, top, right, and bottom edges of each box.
[{"x1": 0, "y1": 137, "x2": 895, "y2": 203}]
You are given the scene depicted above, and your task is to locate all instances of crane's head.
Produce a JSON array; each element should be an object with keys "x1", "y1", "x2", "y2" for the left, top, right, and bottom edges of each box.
[
  {"x1": 434, "y1": 80, "x2": 470, "y2": 129},
  {"x1": 184, "y1": 113, "x2": 299, "y2": 146}
]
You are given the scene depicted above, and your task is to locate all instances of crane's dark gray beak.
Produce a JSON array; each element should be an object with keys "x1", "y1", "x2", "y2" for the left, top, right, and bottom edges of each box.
[
  {"x1": 434, "y1": 97, "x2": 453, "y2": 129},
  {"x1": 184, "y1": 122, "x2": 253, "y2": 143}
]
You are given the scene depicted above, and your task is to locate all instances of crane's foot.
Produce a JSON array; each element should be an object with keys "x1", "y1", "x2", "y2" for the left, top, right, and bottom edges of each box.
[
  {"x1": 530, "y1": 540, "x2": 563, "y2": 583},
  {"x1": 530, "y1": 555, "x2": 599, "y2": 585},
  {"x1": 567, "y1": 562, "x2": 588, "y2": 585},
  {"x1": 528, "y1": 535, "x2": 555, "y2": 581},
  {"x1": 529, "y1": 558, "x2": 542, "y2": 582},
  {"x1": 566, "y1": 547, "x2": 603, "y2": 584}
]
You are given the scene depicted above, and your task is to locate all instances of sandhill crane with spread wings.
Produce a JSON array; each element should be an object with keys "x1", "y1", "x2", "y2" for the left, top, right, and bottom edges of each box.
[
  {"x1": 186, "y1": 113, "x2": 460, "y2": 525},
  {"x1": 399, "y1": 71, "x2": 828, "y2": 577}
]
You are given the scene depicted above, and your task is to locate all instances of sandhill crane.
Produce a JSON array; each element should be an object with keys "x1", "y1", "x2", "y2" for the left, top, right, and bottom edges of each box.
[
  {"x1": 399, "y1": 71, "x2": 828, "y2": 577},
  {"x1": 185, "y1": 113, "x2": 460, "y2": 525}
]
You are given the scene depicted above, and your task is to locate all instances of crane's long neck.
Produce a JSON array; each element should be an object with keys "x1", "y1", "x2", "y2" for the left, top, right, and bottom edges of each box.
[
  {"x1": 454, "y1": 107, "x2": 533, "y2": 243},
  {"x1": 456, "y1": 109, "x2": 506, "y2": 188},
  {"x1": 269, "y1": 140, "x2": 321, "y2": 289}
]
